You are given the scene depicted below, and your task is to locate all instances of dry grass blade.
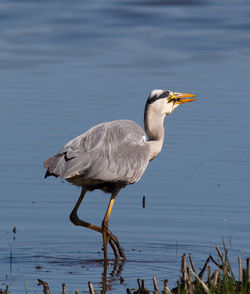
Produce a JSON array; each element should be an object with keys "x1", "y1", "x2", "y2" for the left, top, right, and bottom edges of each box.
[
  {"x1": 213, "y1": 269, "x2": 219, "y2": 286},
  {"x1": 181, "y1": 254, "x2": 187, "y2": 282},
  {"x1": 141, "y1": 279, "x2": 146, "y2": 291},
  {"x1": 207, "y1": 266, "x2": 211, "y2": 282},
  {"x1": 216, "y1": 245, "x2": 225, "y2": 264},
  {"x1": 187, "y1": 280, "x2": 194, "y2": 294},
  {"x1": 188, "y1": 254, "x2": 197, "y2": 274},
  {"x1": 137, "y1": 279, "x2": 142, "y2": 289},
  {"x1": 88, "y1": 281, "x2": 95, "y2": 294},
  {"x1": 187, "y1": 266, "x2": 193, "y2": 283},
  {"x1": 238, "y1": 256, "x2": 242, "y2": 282},
  {"x1": 190, "y1": 268, "x2": 211, "y2": 294},
  {"x1": 153, "y1": 276, "x2": 160, "y2": 294}
]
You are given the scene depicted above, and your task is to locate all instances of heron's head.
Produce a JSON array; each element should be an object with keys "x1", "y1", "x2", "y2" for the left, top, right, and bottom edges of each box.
[{"x1": 146, "y1": 89, "x2": 196, "y2": 116}]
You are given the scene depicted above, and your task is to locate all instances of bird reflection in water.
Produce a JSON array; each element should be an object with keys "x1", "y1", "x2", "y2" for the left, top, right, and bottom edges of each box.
[{"x1": 99, "y1": 258, "x2": 125, "y2": 293}]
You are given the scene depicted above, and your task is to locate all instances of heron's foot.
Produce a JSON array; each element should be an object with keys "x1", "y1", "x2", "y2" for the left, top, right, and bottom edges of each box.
[
  {"x1": 102, "y1": 229, "x2": 125, "y2": 260},
  {"x1": 70, "y1": 210, "x2": 125, "y2": 259}
]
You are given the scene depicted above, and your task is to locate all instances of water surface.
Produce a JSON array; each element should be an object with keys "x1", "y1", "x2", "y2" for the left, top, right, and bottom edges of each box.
[{"x1": 1, "y1": 0, "x2": 250, "y2": 293}]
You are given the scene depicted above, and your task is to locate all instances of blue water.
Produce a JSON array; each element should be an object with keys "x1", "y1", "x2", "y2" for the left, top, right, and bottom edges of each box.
[{"x1": 1, "y1": 0, "x2": 250, "y2": 293}]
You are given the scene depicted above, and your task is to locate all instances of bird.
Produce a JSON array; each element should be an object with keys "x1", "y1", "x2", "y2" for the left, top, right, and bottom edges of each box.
[{"x1": 44, "y1": 89, "x2": 196, "y2": 261}]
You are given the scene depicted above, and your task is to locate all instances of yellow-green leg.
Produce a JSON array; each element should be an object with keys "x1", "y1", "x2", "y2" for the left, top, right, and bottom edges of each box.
[
  {"x1": 70, "y1": 188, "x2": 125, "y2": 260},
  {"x1": 102, "y1": 195, "x2": 116, "y2": 261},
  {"x1": 70, "y1": 188, "x2": 102, "y2": 233}
]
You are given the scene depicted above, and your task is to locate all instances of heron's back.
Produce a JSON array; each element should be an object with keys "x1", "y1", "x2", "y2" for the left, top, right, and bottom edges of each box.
[{"x1": 44, "y1": 120, "x2": 150, "y2": 188}]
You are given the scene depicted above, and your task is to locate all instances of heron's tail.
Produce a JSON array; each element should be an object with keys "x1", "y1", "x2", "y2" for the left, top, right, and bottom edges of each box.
[
  {"x1": 44, "y1": 169, "x2": 53, "y2": 178},
  {"x1": 44, "y1": 154, "x2": 63, "y2": 178}
]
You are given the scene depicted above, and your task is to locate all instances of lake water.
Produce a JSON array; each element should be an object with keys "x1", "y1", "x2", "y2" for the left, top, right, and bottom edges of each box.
[{"x1": 1, "y1": 0, "x2": 250, "y2": 293}]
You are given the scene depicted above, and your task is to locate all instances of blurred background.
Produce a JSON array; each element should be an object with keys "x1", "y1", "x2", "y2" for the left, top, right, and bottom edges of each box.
[{"x1": 0, "y1": 0, "x2": 250, "y2": 293}]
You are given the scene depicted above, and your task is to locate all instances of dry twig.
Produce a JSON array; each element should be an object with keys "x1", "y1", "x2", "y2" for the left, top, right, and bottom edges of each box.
[
  {"x1": 37, "y1": 279, "x2": 50, "y2": 294},
  {"x1": 209, "y1": 255, "x2": 221, "y2": 268},
  {"x1": 199, "y1": 257, "x2": 210, "y2": 279},
  {"x1": 62, "y1": 283, "x2": 66, "y2": 294}
]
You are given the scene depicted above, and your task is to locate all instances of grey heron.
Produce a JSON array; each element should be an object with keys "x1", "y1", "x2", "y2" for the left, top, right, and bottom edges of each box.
[{"x1": 44, "y1": 89, "x2": 196, "y2": 260}]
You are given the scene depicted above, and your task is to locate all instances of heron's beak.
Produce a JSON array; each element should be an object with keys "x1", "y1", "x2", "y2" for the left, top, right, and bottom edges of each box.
[{"x1": 172, "y1": 92, "x2": 196, "y2": 104}]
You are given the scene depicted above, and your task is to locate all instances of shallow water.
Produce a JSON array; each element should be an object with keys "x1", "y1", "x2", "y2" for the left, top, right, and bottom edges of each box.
[{"x1": 1, "y1": 0, "x2": 250, "y2": 293}]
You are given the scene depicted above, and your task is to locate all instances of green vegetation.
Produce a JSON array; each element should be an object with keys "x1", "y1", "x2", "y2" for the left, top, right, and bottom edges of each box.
[{"x1": 125, "y1": 246, "x2": 250, "y2": 294}]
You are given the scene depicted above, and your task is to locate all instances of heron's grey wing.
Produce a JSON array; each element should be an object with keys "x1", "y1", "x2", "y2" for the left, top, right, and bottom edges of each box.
[
  {"x1": 44, "y1": 122, "x2": 107, "y2": 178},
  {"x1": 87, "y1": 120, "x2": 150, "y2": 184},
  {"x1": 44, "y1": 120, "x2": 150, "y2": 184}
]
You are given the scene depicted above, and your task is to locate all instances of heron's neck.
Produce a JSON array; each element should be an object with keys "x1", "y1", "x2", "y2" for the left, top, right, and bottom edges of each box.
[{"x1": 144, "y1": 109, "x2": 166, "y2": 161}]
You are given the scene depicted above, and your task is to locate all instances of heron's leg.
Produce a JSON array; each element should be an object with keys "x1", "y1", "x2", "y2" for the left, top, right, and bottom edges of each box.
[
  {"x1": 69, "y1": 188, "x2": 124, "y2": 258},
  {"x1": 102, "y1": 193, "x2": 125, "y2": 259},
  {"x1": 107, "y1": 230, "x2": 125, "y2": 259},
  {"x1": 102, "y1": 195, "x2": 115, "y2": 231},
  {"x1": 102, "y1": 195, "x2": 116, "y2": 261},
  {"x1": 101, "y1": 194, "x2": 126, "y2": 260},
  {"x1": 70, "y1": 188, "x2": 102, "y2": 233}
]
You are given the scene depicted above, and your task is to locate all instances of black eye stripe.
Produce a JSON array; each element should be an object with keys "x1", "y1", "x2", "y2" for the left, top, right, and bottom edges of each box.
[
  {"x1": 146, "y1": 91, "x2": 170, "y2": 105},
  {"x1": 158, "y1": 90, "x2": 170, "y2": 99}
]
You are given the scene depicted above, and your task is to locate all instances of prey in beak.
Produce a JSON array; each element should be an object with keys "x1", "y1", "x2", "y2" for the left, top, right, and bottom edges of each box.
[{"x1": 169, "y1": 92, "x2": 196, "y2": 104}]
